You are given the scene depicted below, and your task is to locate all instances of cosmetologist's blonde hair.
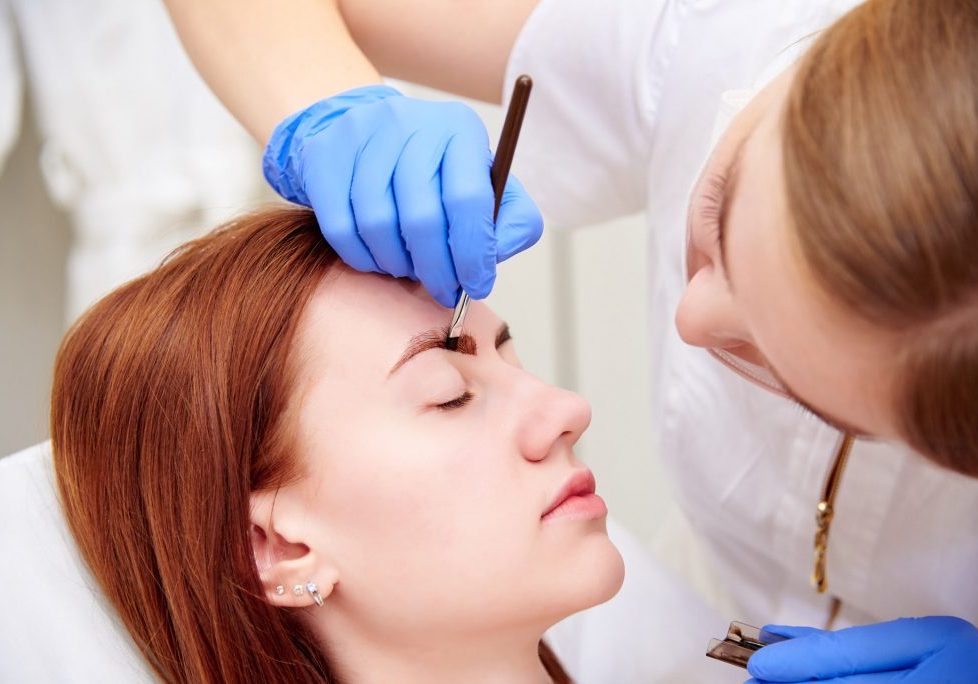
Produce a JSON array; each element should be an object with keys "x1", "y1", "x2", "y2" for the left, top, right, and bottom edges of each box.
[{"x1": 784, "y1": 0, "x2": 978, "y2": 476}]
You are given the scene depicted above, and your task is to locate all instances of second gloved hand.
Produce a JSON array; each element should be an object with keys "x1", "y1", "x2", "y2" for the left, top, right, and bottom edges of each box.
[
  {"x1": 746, "y1": 616, "x2": 978, "y2": 683},
  {"x1": 263, "y1": 85, "x2": 544, "y2": 307}
]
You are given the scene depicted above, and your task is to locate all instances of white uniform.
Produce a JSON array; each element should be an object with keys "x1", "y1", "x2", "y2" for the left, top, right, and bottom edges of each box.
[
  {"x1": 3, "y1": 2, "x2": 978, "y2": 683},
  {"x1": 0, "y1": 0, "x2": 263, "y2": 320},
  {"x1": 505, "y1": 0, "x2": 978, "y2": 647}
]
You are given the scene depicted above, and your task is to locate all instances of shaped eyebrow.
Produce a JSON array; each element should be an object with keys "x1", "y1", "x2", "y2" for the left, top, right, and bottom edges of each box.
[
  {"x1": 495, "y1": 324, "x2": 511, "y2": 348},
  {"x1": 388, "y1": 323, "x2": 511, "y2": 377}
]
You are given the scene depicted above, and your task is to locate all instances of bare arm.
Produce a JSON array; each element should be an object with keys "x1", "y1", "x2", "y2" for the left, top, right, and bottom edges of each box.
[
  {"x1": 337, "y1": 0, "x2": 537, "y2": 103},
  {"x1": 163, "y1": 0, "x2": 538, "y2": 143}
]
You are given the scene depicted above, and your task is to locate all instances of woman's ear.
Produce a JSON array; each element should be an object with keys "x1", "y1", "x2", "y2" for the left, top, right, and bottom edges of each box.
[{"x1": 249, "y1": 490, "x2": 339, "y2": 608}]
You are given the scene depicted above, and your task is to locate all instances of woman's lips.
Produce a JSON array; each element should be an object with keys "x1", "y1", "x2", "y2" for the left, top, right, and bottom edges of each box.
[
  {"x1": 541, "y1": 493, "x2": 607, "y2": 522},
  {"x1": 541, "y1": 469, "x2": 607, "y2": 523}
]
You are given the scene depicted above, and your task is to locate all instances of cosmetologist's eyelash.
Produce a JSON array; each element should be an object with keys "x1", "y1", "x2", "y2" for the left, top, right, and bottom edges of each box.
[{"x1": 699, "y1": 172, "x2": 729, "y2": 224}]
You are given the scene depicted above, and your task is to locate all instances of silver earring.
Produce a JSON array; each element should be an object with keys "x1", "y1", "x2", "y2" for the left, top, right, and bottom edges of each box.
[
  {"x1": 275, "y1": 585, "x2": 285, "y2": 596},
  {"x1": 306, "y1": 581, "x2": 325, "y2": 607},
  {"x1": 292, "y1": 584, "x2": 304, "y2": 596}
]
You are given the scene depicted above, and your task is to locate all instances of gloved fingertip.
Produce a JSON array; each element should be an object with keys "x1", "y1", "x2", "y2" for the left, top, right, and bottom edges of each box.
[
  {"x1": 433, "y1": 288, "x2": 458, "y2": 309},
  {"x1": 496, "y1": 233, "x2": 540, "y2": 263},
  {"x1": 343, "y1": 253, "x2": 383, "y2": 274},
  {"x1": 745, "y1": 652, "x2": 768, "y2": 678},
  {"x1": 456, "y1": 254, "x2": 494, "y2": 297},
  {"x1": 744, "y1": 642, "x2": 795, "y2": 681},
  {"x1": 363, "y1": 260, "x2": 385, "y2": 275},
  {"x1": 468, "y1": 273, "x2": 496, "y2": 301},
  {"x1": 494, "y1": 207, "x2": 544, "y2": 263},
  {"x1": 762, "y1": 624, "x2": 825, "y2": 639}
]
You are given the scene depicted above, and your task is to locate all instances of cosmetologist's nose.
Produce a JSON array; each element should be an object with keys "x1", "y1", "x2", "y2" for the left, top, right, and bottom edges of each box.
[{"x1": 675, "y1": 264, "x2": 750, "y2": 349}]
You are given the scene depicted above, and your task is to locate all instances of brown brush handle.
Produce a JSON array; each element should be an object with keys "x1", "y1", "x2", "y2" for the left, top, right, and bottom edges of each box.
[
  {"x1": 446, "y1": 75, "x2": 532, "y2": 349},
  {"x1": 491, "y1": 75, "x2": 533, "y2": 221}
]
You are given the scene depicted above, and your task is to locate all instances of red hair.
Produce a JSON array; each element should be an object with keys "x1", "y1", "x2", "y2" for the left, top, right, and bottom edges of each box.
[
  {"x1": 53, "y1": 206, "x2": 337, "y2": 682},
  {"x1": 51, "y1": 206, "x2": 568, "y2": 683}
]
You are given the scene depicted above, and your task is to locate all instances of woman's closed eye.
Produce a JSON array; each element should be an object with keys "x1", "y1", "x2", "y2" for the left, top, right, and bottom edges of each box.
[
  {"x1": 435, "y1": 391, "x2": 474, "y2": 411},
  {"x1": 430, "y1": 323, "x2": 513, "y2": 412}
]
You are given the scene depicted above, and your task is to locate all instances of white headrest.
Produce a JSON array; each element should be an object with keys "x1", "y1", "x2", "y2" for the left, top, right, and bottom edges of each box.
[{"x1": 0, "y1": 443, "x2": 153, "y2": 682}]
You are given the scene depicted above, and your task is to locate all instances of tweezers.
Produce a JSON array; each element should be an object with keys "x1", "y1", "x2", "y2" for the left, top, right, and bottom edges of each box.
[
  {"x1": 706, "y1": 621, "x2": 787, "y2": 669},
  {"x1": 446, "y1": 75, "x2": 533, "y2": 349}
]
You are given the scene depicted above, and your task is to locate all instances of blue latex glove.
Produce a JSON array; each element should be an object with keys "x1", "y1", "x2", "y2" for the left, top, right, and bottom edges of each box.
[
  {"x1": 263, "y1": 85, "x2": 544, "y2": 307},
  {"x1": 746, "y1": 617, "x2": 978, "y2": 683}
]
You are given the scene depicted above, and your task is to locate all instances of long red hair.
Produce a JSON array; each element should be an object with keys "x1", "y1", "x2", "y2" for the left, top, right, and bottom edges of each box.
[{"x1": 51, "y1": 206, "x2": 569, "y2": 683}]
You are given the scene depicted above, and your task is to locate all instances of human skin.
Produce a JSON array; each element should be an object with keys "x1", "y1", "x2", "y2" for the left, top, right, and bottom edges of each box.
[
  {"x1": 162, "y1": 0, "x2": 537, "y2": 141},
  {"x1": 164, "y1": 0, "x2": 904, "y2": 441},
  {"x1": 677, "y1": 66, "x2": 902, "y2": 440},
  {"x1": 248, "y1": 267, "x2": 625, "y2": 684}
]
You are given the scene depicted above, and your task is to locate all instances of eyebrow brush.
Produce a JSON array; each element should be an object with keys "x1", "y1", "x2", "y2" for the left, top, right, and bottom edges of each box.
[{"x1": 446, "y1": 75, "x2": 533, "y2": 350}]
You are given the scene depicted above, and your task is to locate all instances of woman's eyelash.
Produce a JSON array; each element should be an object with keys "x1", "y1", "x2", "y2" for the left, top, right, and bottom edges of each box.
[{"x1": 436, "y1": 391, "x2": 474, "y2": 411}]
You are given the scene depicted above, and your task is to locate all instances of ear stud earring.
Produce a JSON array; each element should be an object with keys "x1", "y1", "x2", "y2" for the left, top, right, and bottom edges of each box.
[
  {"x1": 306, "y1": 581, "x2": 325, "y2": 607},
  {"x1": 275, "y1": 585, "x2": 285, "y2": 596},
  {"x1": 292, "y1": 584, "x2": 304, "y2": 596}
]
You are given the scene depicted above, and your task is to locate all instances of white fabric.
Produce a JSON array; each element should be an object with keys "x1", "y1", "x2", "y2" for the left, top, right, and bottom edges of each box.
[
  {"x1": 0, "y1": 443, "x2": 154, "y2": 683},
  {"x1": 6, "y1": 0, "x2": 263, "y2": 320},
  {"x1": 0, "y1": 443, "x2": 727, "y2": 683},
  {"x1": 0, "y1": 0, "x2": 22, "y2": 175},
  {"x1": 505, "y1": 0, "x2": 978, "y2": 638}
]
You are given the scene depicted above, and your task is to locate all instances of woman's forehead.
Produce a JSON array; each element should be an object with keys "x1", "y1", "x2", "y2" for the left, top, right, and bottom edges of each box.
[{"x1": 294, "y1": 268, "x2": 500, "y2": 377}]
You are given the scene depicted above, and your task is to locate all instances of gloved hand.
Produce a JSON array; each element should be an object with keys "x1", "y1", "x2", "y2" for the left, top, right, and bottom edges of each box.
[
  {"x1": 263, "y1": 85, "x2": 544, "y2": 307},
  {"x1": 746, "y1": 617, "x2": 978, "y2": 683}
]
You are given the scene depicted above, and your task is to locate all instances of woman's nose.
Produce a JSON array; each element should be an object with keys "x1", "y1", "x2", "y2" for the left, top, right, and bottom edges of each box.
[{"x1": 508, "y1": 373, "x2": 592, "y2": 463}]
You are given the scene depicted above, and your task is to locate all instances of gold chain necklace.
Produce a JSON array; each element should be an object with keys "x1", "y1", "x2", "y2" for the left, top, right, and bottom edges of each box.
[{"x1": 811, "y1": 432, "x2": 855, "y2": 595}]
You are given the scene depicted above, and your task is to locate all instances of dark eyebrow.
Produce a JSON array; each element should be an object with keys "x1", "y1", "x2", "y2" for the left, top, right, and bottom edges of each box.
[
  {"x1": 717, "y1": 138, "x2": 748, "y2": 279},
  {"x1": 388, "y1": 322, "x2": 511, "y2": 376},
  {"x1": 495, "y1": 324, "x2": 511, "y2": 348},
  {"x1": 765, "y1": 363, "x2": 873, "y2": 438}
]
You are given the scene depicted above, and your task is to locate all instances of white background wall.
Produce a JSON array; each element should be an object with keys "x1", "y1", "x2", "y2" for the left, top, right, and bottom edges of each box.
[
  {"x1": 0, "y1": 94, "x2": 69, "y2": 459},
  {"x1": 0, "y1": 85, "x2": 673, "y2": 552}
]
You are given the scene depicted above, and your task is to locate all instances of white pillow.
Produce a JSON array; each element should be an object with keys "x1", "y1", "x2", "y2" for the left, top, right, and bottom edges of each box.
[{"x1": 0, "y1": 442, "x2": 153, "y2": 682}]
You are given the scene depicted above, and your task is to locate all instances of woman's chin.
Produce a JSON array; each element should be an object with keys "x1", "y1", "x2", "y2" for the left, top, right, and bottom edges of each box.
[
  {"x1": 579, "y1": 536, "x2": 626, "y2": 608},
  {"x1": 539, "y1": 533, "x2": 625, "y2": 624}
]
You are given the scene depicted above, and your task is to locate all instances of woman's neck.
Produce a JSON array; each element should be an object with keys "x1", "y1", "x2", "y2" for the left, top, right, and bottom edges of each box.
[{"x1": 312, "y1": 616, "x2": 554, "y2": 684}]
